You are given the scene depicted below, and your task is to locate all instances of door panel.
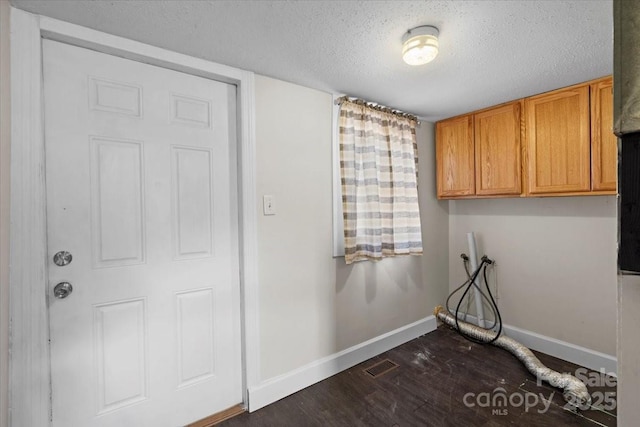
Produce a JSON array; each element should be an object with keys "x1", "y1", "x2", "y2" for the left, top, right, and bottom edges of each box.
[
  {"x1": 172, "y1": 146, "x2": 214, "y2": 259},
  {"x1": 94, "y1": 298, "x2": 148, "y2": 414},
  {"x1": 474, "y1": 102, "x2": 522, "y2": 196},
  {"x1": 524, "y1": 85, "x2": 591, "y2": 194},
  {"x1": 43, "y1": 39, "x2": 242, "y2": 427},
  {"x1": 436, "y1": 115, "x2": 475, "y2": 198},
  {"x1": 591, "y1": 77, "x2": 617, "y2": 191},
  {"x1": 176, "y1": 288, "x2": 215, "y2": 387},
  {"x1": 90, "y1": 136, "x2": 146, "y2": 267}
]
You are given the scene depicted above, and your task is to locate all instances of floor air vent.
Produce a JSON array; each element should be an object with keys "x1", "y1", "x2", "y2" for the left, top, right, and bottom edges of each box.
[{"x1": 364, "y1": 359, "x2": 399, "y2": 378}]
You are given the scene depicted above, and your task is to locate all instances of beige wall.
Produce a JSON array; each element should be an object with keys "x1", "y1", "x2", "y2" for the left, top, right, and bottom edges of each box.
[
  {"x1": 448, "y1": 196, "x2": 617, "y2": 356},
  {"x1": 0, "y1": 2, "x2": 10, "y2": 426},
  {"x1": 254, "y1": 75, "x2": 449, "y2": 380}
]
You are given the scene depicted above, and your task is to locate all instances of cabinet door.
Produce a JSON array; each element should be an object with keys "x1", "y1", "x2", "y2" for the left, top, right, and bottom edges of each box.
[
  {"x1": 524, "y1": 85, "x2": 590, "y2": 194},
  {"x1": 474, "y1": 102, "x2": 522, "y2": 195},
  {"x1": 436, "y1": 115, "x2": 474, "y2": 198},
  {"x1": 591, "y1": 78, "x2": 617, "y2": 192}
]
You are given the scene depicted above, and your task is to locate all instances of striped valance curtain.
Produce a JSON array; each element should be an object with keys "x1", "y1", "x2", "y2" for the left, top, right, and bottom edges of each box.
[{"x1": 339, "y1": 99, "x2": 423, "y2": 264}]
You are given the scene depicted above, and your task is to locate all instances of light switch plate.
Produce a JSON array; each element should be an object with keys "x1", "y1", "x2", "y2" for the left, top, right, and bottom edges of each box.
[{"x1": 263, "y1": 195, "x2": 276, "y2": 215}]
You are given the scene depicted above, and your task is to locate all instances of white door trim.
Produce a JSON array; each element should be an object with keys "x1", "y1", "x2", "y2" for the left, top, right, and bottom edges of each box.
[{"x1": 9, "y1": 8, "x2": 260, "y2": 426}]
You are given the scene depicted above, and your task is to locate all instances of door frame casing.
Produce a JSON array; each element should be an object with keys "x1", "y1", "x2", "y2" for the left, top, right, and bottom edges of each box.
[{"x1": 9, "y1": 8, "x2": 261, "y2": 425}]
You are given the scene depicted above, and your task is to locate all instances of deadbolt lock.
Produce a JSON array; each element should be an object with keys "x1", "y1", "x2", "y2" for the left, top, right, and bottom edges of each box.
[{"x1": 53, "y1": 251, "x2": 72, "y2": 267}]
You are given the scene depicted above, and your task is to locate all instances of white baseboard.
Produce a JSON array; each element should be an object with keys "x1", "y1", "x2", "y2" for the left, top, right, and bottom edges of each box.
[
  {"x1": 504, "y1": 323, "x2": 617, "y2": 376},
  {"x1": 247, "y1": 312, "x2": 617, "y2": 413},
  {"x1": 247, "y1": 315, "x2": 438, "y2": 412},
  {"x1": 453, "y1": 312, "x2": 617, "y2": 376}
]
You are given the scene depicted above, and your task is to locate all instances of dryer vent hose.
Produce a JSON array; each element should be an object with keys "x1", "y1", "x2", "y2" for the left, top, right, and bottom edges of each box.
[{"x1": 434, "y1": 306, "x2": 591, "y2": 409}]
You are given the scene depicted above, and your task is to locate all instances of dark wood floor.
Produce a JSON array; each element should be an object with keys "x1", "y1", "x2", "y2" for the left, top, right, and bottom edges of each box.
[{"x1": 221, "y1": 325, "x2": 617, "y2": 427}]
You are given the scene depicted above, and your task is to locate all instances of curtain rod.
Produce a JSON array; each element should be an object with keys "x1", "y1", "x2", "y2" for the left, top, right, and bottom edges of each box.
[{"x1": 335, "y1": 95, "x2": 420, "y2": 123}]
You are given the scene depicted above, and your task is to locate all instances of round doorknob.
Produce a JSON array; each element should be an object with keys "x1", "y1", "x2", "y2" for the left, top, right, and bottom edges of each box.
[{"x1": 53, "y1": 282, "x2": 73, "y2": 299}]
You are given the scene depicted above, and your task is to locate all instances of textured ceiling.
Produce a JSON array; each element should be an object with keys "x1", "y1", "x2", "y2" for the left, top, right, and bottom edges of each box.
[{"x1": 11, "y1": 0, "x2": 613, "y2": 121}]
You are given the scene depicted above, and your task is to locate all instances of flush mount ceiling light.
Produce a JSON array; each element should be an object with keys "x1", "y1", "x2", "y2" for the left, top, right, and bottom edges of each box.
[{"x1": 402, "y1": 25, "x2": 439, "y2": 66}]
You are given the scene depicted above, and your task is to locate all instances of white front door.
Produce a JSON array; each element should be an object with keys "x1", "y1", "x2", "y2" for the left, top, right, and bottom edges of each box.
[{"x1": 43, "y1": 39, "x2": 242, "y2": 427}]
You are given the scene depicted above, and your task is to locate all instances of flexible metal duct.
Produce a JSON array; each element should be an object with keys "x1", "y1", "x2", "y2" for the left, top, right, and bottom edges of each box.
[{"x1": 434, "y1": 306, "x2": 591, "y2": 409}]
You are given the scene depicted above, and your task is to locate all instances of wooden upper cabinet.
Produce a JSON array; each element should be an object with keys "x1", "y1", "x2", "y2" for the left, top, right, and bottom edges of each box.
[
  {"x1": 474, "y1": 102, "x2": 522, "y2": 196},
  {"x1": 591, "y1": 77, "x2": 617, "y2": 192},
  {"x1": 524, "y1": 84, "x2": 591, "y2": 194},
  {"x1": 436, "y1": 115, "x2": 474, "y2": 198},
  {"x1": 435, "y1": 75, "x2": 614, "y2": 199}
]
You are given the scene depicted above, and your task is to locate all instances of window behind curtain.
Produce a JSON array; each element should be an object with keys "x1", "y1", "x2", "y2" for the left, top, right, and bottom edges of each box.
[{"x1": 338, "y1": 99, "x2": 422, "y2": 264}]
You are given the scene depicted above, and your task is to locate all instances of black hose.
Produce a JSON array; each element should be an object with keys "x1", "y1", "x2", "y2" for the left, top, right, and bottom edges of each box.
[
  {"x1": 445, "y1": 257, "x2": 496, "y2": 328},
  {"x1": 448, "y1": 255, "x2": 503, "y2": 345}
]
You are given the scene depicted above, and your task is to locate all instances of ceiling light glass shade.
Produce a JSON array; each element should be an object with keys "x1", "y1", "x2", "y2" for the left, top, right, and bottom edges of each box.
[{"x1": 402, "y1": 25, "x2": 439, "y2": 66}]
